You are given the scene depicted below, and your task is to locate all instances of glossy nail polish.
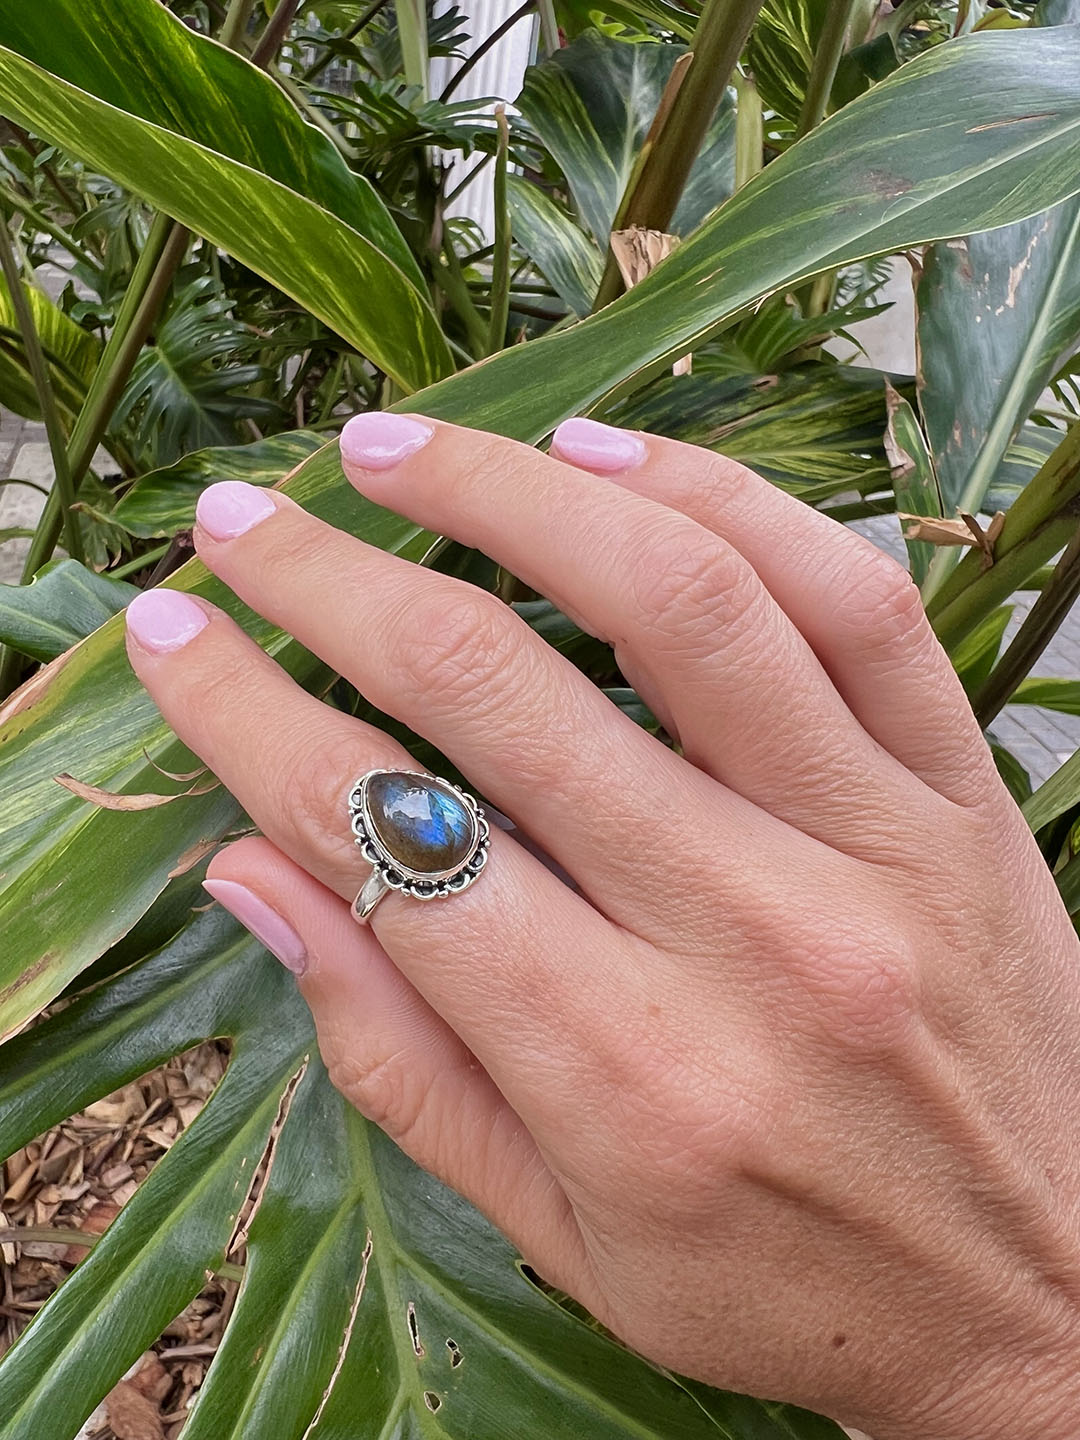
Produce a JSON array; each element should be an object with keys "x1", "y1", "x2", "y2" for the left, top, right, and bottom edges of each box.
[
  {"x1": 340, "y1": 412, "x2": 434, "y2": 471},
  {"x1": 125, "y1": 589, "x2": 209, "y2": 654},
  {"x1": 550, "y1": 417, "x2": 647, "y2": 475},
  {"x1": 203, "y1": 879, "x2": 308, "y2": 976},
  {"x1": 196, "y1": 481, "x2": 277, "y2": 541}
]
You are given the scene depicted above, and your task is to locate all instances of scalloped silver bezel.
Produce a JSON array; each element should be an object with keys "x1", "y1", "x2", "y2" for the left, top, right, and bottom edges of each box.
[{"x1": 348, "y1": 768, "x2": 490, "y2": 902}]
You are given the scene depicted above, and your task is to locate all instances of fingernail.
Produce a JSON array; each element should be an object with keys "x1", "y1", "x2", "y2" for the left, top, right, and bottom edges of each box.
[
  {"x1": 340, "y1": 412, "x2": 434, "y2": 471},
  {"x1": 550, "y1": 417, "x2": 647, "y2": 475},
  {"x1": 203, "y1": 879, "x2": 308, "y2": 976},
  {"x1": 196, "y1": 480, "x2": 277, "y2": 541},
  {"x1": 125, "y1": 589, "x2": 209, "y2": 654}
]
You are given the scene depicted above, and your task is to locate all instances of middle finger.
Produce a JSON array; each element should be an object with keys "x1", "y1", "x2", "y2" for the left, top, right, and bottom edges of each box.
[{"x1": 188, "y1": 477, "x2": 812, "y2": 942}]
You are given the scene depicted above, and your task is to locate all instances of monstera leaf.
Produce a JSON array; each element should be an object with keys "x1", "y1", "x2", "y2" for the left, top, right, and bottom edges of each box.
[{"x1": 0, "y1": 909, "x2": 846, "y2": 1440}]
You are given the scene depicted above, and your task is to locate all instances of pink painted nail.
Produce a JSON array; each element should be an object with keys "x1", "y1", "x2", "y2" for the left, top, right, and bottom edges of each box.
[
  {"x1": 550, "y1": 417, "x2": 647, "y2": 475},
  {"x1": 195, "y1": 480, "x2": 277, "y2": 541},
  {"x1": 203, "y1": 879, "x2": 308, "y2": 976},
  {"x1": 125, "y1": 589, "x2": 209, "y2": 654},
  {"x1": 340, "y1": 412, "x2": 434, "y2": 471}
]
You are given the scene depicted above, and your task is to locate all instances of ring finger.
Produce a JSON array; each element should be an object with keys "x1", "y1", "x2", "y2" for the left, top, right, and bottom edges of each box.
[{"x1": 123, "y1": 586, "x2": 666, "y2": 1162}]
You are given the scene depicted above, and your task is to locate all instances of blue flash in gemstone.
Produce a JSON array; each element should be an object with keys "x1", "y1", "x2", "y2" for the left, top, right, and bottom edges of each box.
[{"x1": 365, "y1": 772, "x2": 476, "y2": 876}]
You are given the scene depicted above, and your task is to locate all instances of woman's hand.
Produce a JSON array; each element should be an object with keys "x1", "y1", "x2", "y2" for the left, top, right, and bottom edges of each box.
[{"x1": 124, "y1": 416, "x2": 1080, "y2": 1440}]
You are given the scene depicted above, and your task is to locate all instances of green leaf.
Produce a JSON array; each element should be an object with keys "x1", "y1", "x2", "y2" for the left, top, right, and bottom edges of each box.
[
  {"x1": 987, "y1": 422, "x2": 1062, "y2": 512},
  {"x1": 110, "y1": 276, "x2": 280, "y2": 467},
  {"x1": 0, "y1": 272, "x2": 99, "y2": 421},
  {"x1": 1024, "y1": 745, "x2": 1080, "y2": 833},
  {"x1": 507, "y1": 174, "x2": 604, "y2": 318},
  {"x1": 746, "y1": 0, "x2": 827, "y2": 126},
  {"x1": 0, "y1": 0, "x2": 453, "y2": 392},
  {"x1": 611, "y1": 363, "x2": 896, "y2": 498},
  {"x1": 0, "y1": 909, "x2": 846, "y2": 1440},
  {"x1": 517, "y1": 31, "x2": 735, "y2": 243},
  {"x1": 112, "y1": 431, "x2": 327, "y2": 538},
  {"x1": 0, "y1": 443, "x2": 429, "y2": 1040},
  {"x1": 1010, "y1": 676, "x2": 1080, "y2": 715},
  {"x1": 883, "y1": 379, "x2": 940, "y2": 585},
  {"x1": 915, "y1": 197, "x2": 1080, "y2": 516},
  {"x1": 0, "y1": 558, "x2": 139, "y2": 662},
  {"x1": 10, "y1": 27, "x2": 1080, "y2": 1031},
  {"x1": 951, "y1": 603, "x2": 1012, "y2": 695},
  {"x1": 990, "y1": 741, "x2": 1033, "y2": 806},
  {"x1": 414, "y1": 29, "x2": 1080, "y2": 439}
]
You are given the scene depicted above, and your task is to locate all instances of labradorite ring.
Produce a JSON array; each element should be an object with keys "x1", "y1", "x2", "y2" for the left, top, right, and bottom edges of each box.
[{"x1": 348, "y1": 768, "x2": 490, "y2": 923}]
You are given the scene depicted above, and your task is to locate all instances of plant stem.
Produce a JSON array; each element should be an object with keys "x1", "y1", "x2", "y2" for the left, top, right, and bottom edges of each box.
[
  {"x1": 251, "y1": 0, "x2": 301, "y2": 66},
  {"x1": 397, "y1": 0, "x2": 430, "y2": 98},
  {"x1": 592, "y1": 0, "x2": 766, "y2": 310},
  {"x1": 0, "y1": 188, "x2": 103, "y2": 275},
  {"x1": 795, "y1": 0, "x2": 859, "y2": 138},
  {"x1": 733, "y1": 68, "x2": 763, "y2": 190},
  {"x1": 19, "y1": 216, "x2": 190, "y2": 585},
  {"x1": 108, "y1": 542, "x2": 171, "y2": 581},
  {"x1": 0, "y1": 221, "x2": 83, "y2": 565},
  {"x1": 219, "y1": 0, "x2": 257, "y2": 49},
  {"x1": 973, "y1": 522, "x2": 1080, "y2": 729},
  {"x1": 440, "y1": 0, "x2": 535, "y2": 102},
  {"x1": 433, "y1": 241, "x2": 487, "y2": 357},
  {"x1": 488, "y1": 108, "x2": 512, "y2": 355},
  {"x1": 793, "y1": 0, "x2": 861, "y2": 317},
  {"x1": 927, "y1": 421, "x2": 1080, "y2": 651},
  {"x1": 302, "y1": 0, "x2": 393, "y2": 81}
]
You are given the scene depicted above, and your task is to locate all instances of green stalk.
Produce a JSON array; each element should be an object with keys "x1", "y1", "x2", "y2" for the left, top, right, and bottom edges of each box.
[
  {"x1": 795, "y1": 0, "x2": 859, "y2": 137},
  {"x1": 593, "y1": 0, "x2": 766, "y2": 310},
  {"x1": 733, "y1": 69, "x2": 763, "y2": 190},
  {"x1": 0, "y1": 221, "x2": 83, "y2": 565},
  {"x1": 440, "y1": 0, "x2": 535, "y2": 102},
  {"x1": 927, "y1": 421, "x2": 1080, "y2": 650},
  {"x1": 396, "y1": 0, "x2": 429, "y2": 98},
  {"x1": 794, "y1": 0, "x2": 861, "y2": 317},
  {"x1": 302, "y1": 0, "x2": 393, "y2": 81},
  {"x1": 487, "y1": 107, "x2": 512, "y2": 356},
  {"x1": 108, "y1": 542, "x2": 171, "y2": 581},
  {"x1": 18, "y1": 215, "x2": 190, "y2": 585},
  {"x1": 0, "y1": 188, "x2": 103, "y2": 275},
  {"x1": 219, "y1": 0, "x2": 257, "y2": 49},
  {"x1": 433, "y1": 241, "x2": 487, "y2": 357},
  {"x1": 251, "y1": 0, "x2": 301, "y2": 66},
  {"x1": 972, "y1": 521, "x2": 1080, "y2": 729}
]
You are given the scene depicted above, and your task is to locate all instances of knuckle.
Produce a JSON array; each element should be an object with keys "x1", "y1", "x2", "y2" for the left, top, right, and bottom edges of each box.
[
  {"x1": 831, "y1": 547, "x2": 927, "y2": 649},
  {"x1": 391, "y1": 586, "x2": 526, "y2": 713},
  {"x1": 631, "y1": 524, "x2": 764, "y2": 653},
  {"x1": 326, "y1": 1045, "x2": 427, "y2": 1143},
  {"x1": 782, "y1": 924, "x2": 922, "y2": 1055},
  {"x1": 273, "y1": 726, "x2": 367, "y2": 863}
]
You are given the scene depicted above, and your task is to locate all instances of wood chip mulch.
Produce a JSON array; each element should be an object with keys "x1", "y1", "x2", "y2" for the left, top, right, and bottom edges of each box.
[{"x1": 1, "y1": 1041, "x2": 237, "y2": 1440}]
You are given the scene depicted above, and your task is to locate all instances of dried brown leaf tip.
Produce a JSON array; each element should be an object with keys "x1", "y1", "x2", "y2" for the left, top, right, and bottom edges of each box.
[
  {"x1": 897, "y1": 510, "x2": 1005, "y2": 570},
  {"x1": 609, "y1": 227, "x2": 691, "y2": 376},
  {"x1": 54, "y1": 772, "x2": 220, "y2": 810}
]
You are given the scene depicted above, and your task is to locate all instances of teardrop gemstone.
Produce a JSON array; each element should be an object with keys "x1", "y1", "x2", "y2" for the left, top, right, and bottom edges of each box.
[{"x1": 365, "y1": 772, "x2": 476, "y2": 876}]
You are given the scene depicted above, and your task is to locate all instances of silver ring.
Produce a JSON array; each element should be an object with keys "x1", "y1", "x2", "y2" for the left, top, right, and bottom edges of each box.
[{"x1": 348, "y1": 768, "x2": 489, "y2": 924}]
